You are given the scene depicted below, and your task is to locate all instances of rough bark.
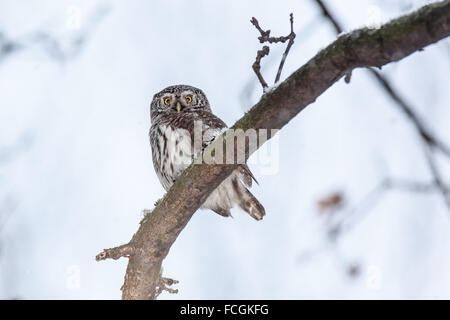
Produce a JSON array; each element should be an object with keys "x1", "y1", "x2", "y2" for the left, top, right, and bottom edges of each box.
[{"x1": 96, "y1": 1, "x2": 450, "y2": 300}]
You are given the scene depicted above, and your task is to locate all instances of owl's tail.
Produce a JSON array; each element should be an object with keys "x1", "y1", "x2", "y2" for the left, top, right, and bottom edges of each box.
[
  {"x1": 203, "y1": 169, "x2": 265, "y2": 221},
  {"x1": 232, "y1": 175, "x2": 266, "y2": 221}
]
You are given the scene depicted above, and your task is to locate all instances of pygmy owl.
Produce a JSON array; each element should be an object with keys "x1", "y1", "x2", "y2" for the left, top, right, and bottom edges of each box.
[{"x1": 149, "y1": 84, "x2": 265, "y2": 220}]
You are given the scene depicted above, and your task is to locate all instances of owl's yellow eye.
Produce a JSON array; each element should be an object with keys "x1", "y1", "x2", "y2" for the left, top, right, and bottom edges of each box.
[
  {"x1": 164, "y1": 97, "x2": 171, "y2": 105},
  {"x1": 185, "y1": 95, "x2": 192, "y2": 103}
]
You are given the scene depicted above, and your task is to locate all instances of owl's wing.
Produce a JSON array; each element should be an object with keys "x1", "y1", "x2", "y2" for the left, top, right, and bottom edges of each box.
[
  {"x1": 196, "y1": 112, "x2": 259, "y2": 188},
  {"x1": 196, "y1": 111, "x2": 227, "y2": 150}
]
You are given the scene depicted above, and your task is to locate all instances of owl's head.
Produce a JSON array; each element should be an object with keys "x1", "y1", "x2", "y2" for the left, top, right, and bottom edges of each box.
[{"x1": 150, "y1": 84, "x2": 211, "y2": 120}]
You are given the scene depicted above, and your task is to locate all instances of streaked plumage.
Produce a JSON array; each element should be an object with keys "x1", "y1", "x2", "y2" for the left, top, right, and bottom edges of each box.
[{"x1": 149, "y1": 84, "x2": 265, "y2": 220}]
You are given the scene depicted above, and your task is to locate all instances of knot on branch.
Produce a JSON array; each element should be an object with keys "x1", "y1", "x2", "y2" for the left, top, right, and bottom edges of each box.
[
  {"x1": 95, "y1": 243, "x2": 135, "y2": 261},
  {"x1": 151, "y1": 277, "x2": 180, "y2": 299}
]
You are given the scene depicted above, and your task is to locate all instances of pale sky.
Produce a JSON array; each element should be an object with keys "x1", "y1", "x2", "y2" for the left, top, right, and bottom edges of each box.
[{"x1": 0, "y1": 0, "x2": 449, "y2": 299}]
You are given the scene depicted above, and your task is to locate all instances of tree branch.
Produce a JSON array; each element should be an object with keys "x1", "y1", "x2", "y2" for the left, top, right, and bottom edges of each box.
[{"x1": 96, "y1": 1, "x2": 450, "y2": 299}]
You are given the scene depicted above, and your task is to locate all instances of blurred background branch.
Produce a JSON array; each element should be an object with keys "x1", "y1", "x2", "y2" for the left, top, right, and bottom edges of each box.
[
  {"x1": 0, "y1": 4, "x2": 109, "y2": 65},
  {"x1": 314, "y1": 0, "x2": 450, "y2": 209},
  {"x1": 297, "y1": 0, "x2": 450, "y2": 279}
]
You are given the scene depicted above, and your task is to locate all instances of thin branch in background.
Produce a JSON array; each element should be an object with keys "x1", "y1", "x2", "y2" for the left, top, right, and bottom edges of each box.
[
  {"x1": 423, "y1": 144, "x2": 450, "y2": 208},
  {"x1": 336, "y1": 177, "x2": 439, "y2": 235},
  {"x1": 0, "y1": 4, "x2": 110, "y2": 65},
  {"x1": 274, "y1": 13, "x2": 296, "y2": 83},
  {"x1": 0, "y1": 33, "x2": 22, "y2": 60},
  {"x1": 315, "y1": 0, "x2": 343, "y2": 34},
  {"x1": 313, "y1": 0, "x2": 450, "y2": 210},
  {"x1": 383, "y1": 177, "x2": 437, "y2": 193},
  {"x1": 250, "y1": 14, "x2": 296, "y2": 92},
  {"x1": 369, "y1": 69, "x2": 450, "y2": 158},
  {"x1": 298, "y1": 176, "x2": 440, "y2": 265}
]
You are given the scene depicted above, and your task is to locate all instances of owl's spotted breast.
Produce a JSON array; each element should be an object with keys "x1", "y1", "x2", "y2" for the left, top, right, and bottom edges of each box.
[
  {"x1": 149, "y1": 111, "x2": 226, "y2": 190},
  {"x1": 150, "y1": 122, "x2": 193, "y2": 190}
]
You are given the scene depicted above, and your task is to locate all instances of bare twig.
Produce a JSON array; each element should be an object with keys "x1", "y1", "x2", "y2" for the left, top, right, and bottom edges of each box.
[
  {"x1": 240, "y1": 15, "x2": 322, "y2": 109},
  {"x1": 251, "y1": 14, "x2": 296, "y2": 91},
  {"x1": 423, "y1": 144, "x2": 450, "y2": 208},
  {"x1": 252, "y1": 46, "x2": 270, "y2": 91},
  {"x1": 275, "y1": 13, "x2": 296, "y2": 83},
  {"x1": 97, "y1": 1, "x2": 450, "y2": 299}
]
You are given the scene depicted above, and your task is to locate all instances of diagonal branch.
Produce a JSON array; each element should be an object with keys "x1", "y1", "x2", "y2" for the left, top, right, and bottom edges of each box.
[{"x1": 96, "y1": 1, "x2": 450, "y2": 299}]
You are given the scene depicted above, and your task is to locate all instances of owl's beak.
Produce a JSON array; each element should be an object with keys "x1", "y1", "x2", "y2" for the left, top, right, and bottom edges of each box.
[{"x1": 176, "y1": 101, "x2": 182, "y2": 112}]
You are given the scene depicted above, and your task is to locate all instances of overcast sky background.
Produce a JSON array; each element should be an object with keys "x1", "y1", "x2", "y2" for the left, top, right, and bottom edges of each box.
[{"x1": 1, "y1": 0, "x2": 450, "y2": 299}]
